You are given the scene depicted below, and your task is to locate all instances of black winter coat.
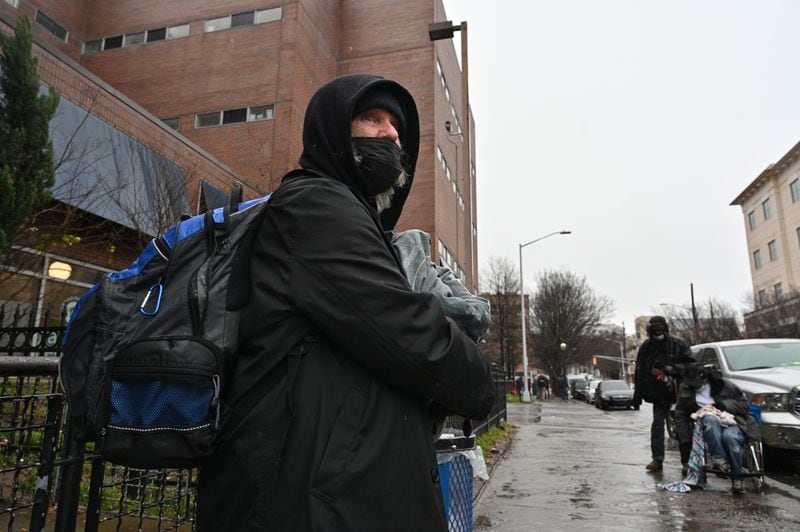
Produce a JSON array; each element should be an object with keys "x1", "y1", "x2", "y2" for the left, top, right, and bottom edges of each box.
[
  {"x1": 196, "y1": 75, "x2": 495, "y2": 531},
  {"x1": 674, "y1": 372, "x2": 760, "y2": 446},
  {"x1": 633, "y1": 335, "x2": 693, "y2": 406}
]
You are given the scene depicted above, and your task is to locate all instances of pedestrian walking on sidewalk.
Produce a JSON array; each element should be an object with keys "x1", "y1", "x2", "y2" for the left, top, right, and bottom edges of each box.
[
  {"x1": 633, "y1": 316, "x2": 694, "y2": 472},
  {"x1": 196, "y1": 74, "x2": 495, "y2": 531}
]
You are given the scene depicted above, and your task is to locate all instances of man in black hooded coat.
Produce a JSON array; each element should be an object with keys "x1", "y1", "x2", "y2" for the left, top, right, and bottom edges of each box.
[
  {"x1": 196, "y1": 74, "x2": 495, "y2": 530},
  {"x1": 633, "y1": 316, "x2": 694, "y2": 472}
]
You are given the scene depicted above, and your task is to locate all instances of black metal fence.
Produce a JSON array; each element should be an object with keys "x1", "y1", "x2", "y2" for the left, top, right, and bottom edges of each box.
[{"x1": 0, "y1": 305, "x2": 506, "y2": 531}]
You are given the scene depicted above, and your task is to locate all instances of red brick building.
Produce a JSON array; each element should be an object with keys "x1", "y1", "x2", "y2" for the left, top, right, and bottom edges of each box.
[{"x1": 1, "y1": 0, "x2": 479, "y2": 322}]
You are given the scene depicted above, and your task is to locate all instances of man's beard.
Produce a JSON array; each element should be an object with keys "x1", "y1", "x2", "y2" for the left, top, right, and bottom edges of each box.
[{"x1": 375, "y1": 171, "x2": 408, "y2": 213}]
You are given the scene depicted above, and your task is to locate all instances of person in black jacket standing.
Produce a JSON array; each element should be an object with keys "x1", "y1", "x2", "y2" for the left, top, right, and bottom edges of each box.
[
  {"x1": 633, "y1": 316, "x2": 694, "y2": 472},
  {"x1": 195, "y1": 75, "x2": 494, "y2": 531}
]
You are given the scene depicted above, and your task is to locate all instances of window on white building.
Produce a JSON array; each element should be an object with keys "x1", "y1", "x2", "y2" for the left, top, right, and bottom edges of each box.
[
  {"x1": 768, "y1": 239, "x2": 778, "y2": 261},
  {"x1": 775, "y1": 282, "x2": 784, "y2": 301},
  {"x1": 791, "y1": 179, "x2": 800, "y2": 203},
  {"x1": 762, "y1": 197, "x2": 773, "y2": 220}
]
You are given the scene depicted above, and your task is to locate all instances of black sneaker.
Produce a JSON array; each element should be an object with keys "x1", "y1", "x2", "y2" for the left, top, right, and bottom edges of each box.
[{"x1": 732, "y1": 479, "x2": 745, "y2": 494}]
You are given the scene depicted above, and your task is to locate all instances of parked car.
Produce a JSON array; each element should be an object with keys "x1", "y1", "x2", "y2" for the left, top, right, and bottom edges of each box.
[
  {"x1": 691, "y1": 339, "x2": 800, "y2": 454},
  {"x1": 594, "y1": 380, "x2": 635, "y2": 410},
  {"x1": 571, "y1": 379, "x2": 591, "y2": 401},
  {"x1": 586, "y1": 379, "x2": 601, "y2": 404}
]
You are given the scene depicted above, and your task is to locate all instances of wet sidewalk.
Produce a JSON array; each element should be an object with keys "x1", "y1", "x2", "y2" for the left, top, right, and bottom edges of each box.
[{"x1": 473, "y1": 400, "x2": 800, "y2": 531}]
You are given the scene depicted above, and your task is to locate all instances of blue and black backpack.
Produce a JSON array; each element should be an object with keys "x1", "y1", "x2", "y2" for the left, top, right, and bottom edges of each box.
[{"x1": 60, "y1": 185, "x2": 271, "y2": 469}]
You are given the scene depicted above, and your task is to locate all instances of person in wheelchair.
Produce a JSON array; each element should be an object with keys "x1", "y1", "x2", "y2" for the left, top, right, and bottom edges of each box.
[{"x1": 674, "y1": 363, "x2": 760, "y2": 493}]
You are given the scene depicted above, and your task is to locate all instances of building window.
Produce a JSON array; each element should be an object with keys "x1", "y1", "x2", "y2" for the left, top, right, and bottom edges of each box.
[
  {"x1": 775, "y1": 282, "x2": 784, "y2": 301},
  {"x1": 147, "y1": 28, "x2": 167, "y2": 42},
  {"x1": 768, "y1": 240, "x2": 778, "y2": 261},
  {"x1": 205, "y1": 16, "x2": 231, "y2": 33},
  {"x1": 796, "y1": 226, "x2": 800, "y2": 249},
  {"x1": 255, "y1": 7, "x2": 282, "y2": 24},
  {"x1": 161, "y1": 117, "x2": 180, "y2": 130},
  {"x1": 758, "y1": 289, "x2": 767, "y2": 307},
  {"x1": 4, "y1": 0, "x2": 19, "y2": 8},
  {"x1": 222, "y1": 108, "x2": 247, "y2": 125},
  {"x1": 762, "y1": 197, "x2": 773, "y2": 220},
  {"x1": 83, "y1": 40, "x2": 102, "y2": 54},
  {"x1": 748, "y1": 211, "x2": 756, "y2": 230},
  {"x1": 196, "y1": 104, "x2": 275, "y2": 128},
  {"x1": 206, "y1": 7, "x2": 282, "y2": 33},
  {"x1": 753, "y1": 249, "x2": 762, "y2": 270},
  {"x1": 248, "y1": 105, "x2": 274, "y2": 121},
  {"x1": 196, "y1": 111, "x2": 221, "y2": 128},
  {"x1": 35, "y1": 10, "x2": 68, "y2": 42},
  {"x1": 103, "y1": 35, "x2": 123, "y2": 50},
  {"x1": 167, "y1": 24, "x2": 190, "y2": 39},
  {"x1": 792, "y1": 179, "x2": 800, "y2": 203},
  {"x1": 125, "y1": 31, "x2": 146, "y2": 46},
  {"x1": 232, "y1": 11, "x2": 255, "y2": 27}
]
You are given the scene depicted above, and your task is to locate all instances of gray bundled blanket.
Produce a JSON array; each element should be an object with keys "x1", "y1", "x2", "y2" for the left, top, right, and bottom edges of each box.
[{"x1": 390, "y1": 229, "x2": 490, "y2": 342}]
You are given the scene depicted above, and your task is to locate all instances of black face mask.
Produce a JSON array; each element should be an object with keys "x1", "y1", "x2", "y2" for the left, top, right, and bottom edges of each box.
[{"x1": 352, "y1": 137, "x2": 406, "y2": 197}]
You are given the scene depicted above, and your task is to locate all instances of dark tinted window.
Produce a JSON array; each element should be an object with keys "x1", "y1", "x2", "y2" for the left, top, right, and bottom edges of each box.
[
  {"x1": 104, "y1": 35, "x2": 123, "y2": 50},
  {"x1": 35, "y1": 10, "x2": 68, "y2": 41},
  {"x1": 231, "y1": 11, "x2": 255, "y2": 27},
  {"x1": 222, "y1": 108, "x2": 247, "y2": 124},
  {"x1": 147, "y1": 28, "x2": 166, "y2": 42}
]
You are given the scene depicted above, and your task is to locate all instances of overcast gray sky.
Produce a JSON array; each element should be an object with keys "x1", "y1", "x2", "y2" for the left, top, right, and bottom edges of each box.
[{"x1": 442, "y1": 0, "x2": 800, "y2": 333}]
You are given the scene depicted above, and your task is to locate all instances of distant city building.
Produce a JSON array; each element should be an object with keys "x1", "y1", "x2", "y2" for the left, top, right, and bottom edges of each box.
[
  {"x1": 731, "y1": 140, "x2": 800, "y2": 337},
  {"x1": 594, "y1": 323, "x2": 623, "y2": 336}
]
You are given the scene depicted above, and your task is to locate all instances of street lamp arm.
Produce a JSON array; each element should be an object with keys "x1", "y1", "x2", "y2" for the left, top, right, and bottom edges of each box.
[{"x1": 520, "y1": 230, "x2": 572, "y2": 250}]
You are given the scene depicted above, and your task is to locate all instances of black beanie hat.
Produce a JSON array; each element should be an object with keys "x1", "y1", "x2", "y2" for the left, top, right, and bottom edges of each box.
[
  {"x1": 647, "y1": 316, "x2": 669, "y2": 336},
  {"x1": 352, "y1": 85, "x2": 407, "y2": 140}
]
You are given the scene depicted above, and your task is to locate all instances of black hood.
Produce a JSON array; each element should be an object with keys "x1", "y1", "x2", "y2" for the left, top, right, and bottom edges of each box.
[{"x1": 296, "y1": 74, "x2": 420, "y2": 230}]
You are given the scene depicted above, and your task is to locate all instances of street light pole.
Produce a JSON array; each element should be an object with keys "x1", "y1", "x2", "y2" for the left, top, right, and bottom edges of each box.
[{"x1": 518, "y1": 230, "x2": 571, "y2": 402}]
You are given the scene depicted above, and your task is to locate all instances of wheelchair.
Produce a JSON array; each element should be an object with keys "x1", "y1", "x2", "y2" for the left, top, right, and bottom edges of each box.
[{"x1": 702, "y1": 406, "x2": 765, "y2": 494}]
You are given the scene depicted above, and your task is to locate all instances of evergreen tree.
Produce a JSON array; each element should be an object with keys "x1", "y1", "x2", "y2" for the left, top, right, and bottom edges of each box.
[{"x1": 0, "y1": 17, "x2": 60, "y2": 262}]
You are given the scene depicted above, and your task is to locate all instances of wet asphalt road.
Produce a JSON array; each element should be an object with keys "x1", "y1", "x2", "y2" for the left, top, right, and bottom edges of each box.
[{"x1": 473, "y1": 399, "x2": 800, "y2": 531}]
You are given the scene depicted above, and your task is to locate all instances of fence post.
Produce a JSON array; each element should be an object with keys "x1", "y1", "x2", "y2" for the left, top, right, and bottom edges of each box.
[
  {"x1": 30, "y1": 394, "x2": 63, "y2": 531},
  {"x1": 53, "y1": 421, "x2": 86, "y2": 532}
]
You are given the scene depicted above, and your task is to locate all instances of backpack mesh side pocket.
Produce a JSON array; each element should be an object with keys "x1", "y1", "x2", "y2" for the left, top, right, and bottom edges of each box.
[{"x1": 101, "y1": 336, "x2": 223, "y2": 469}]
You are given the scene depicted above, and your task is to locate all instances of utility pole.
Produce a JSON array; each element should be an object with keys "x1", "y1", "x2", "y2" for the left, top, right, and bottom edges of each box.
[
  {"x1": 621, "y1": 322, "x2": 626, "y2": 382},
  {"x1": 690, "y1": 282, "x2": 699, "y2": 343}
]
